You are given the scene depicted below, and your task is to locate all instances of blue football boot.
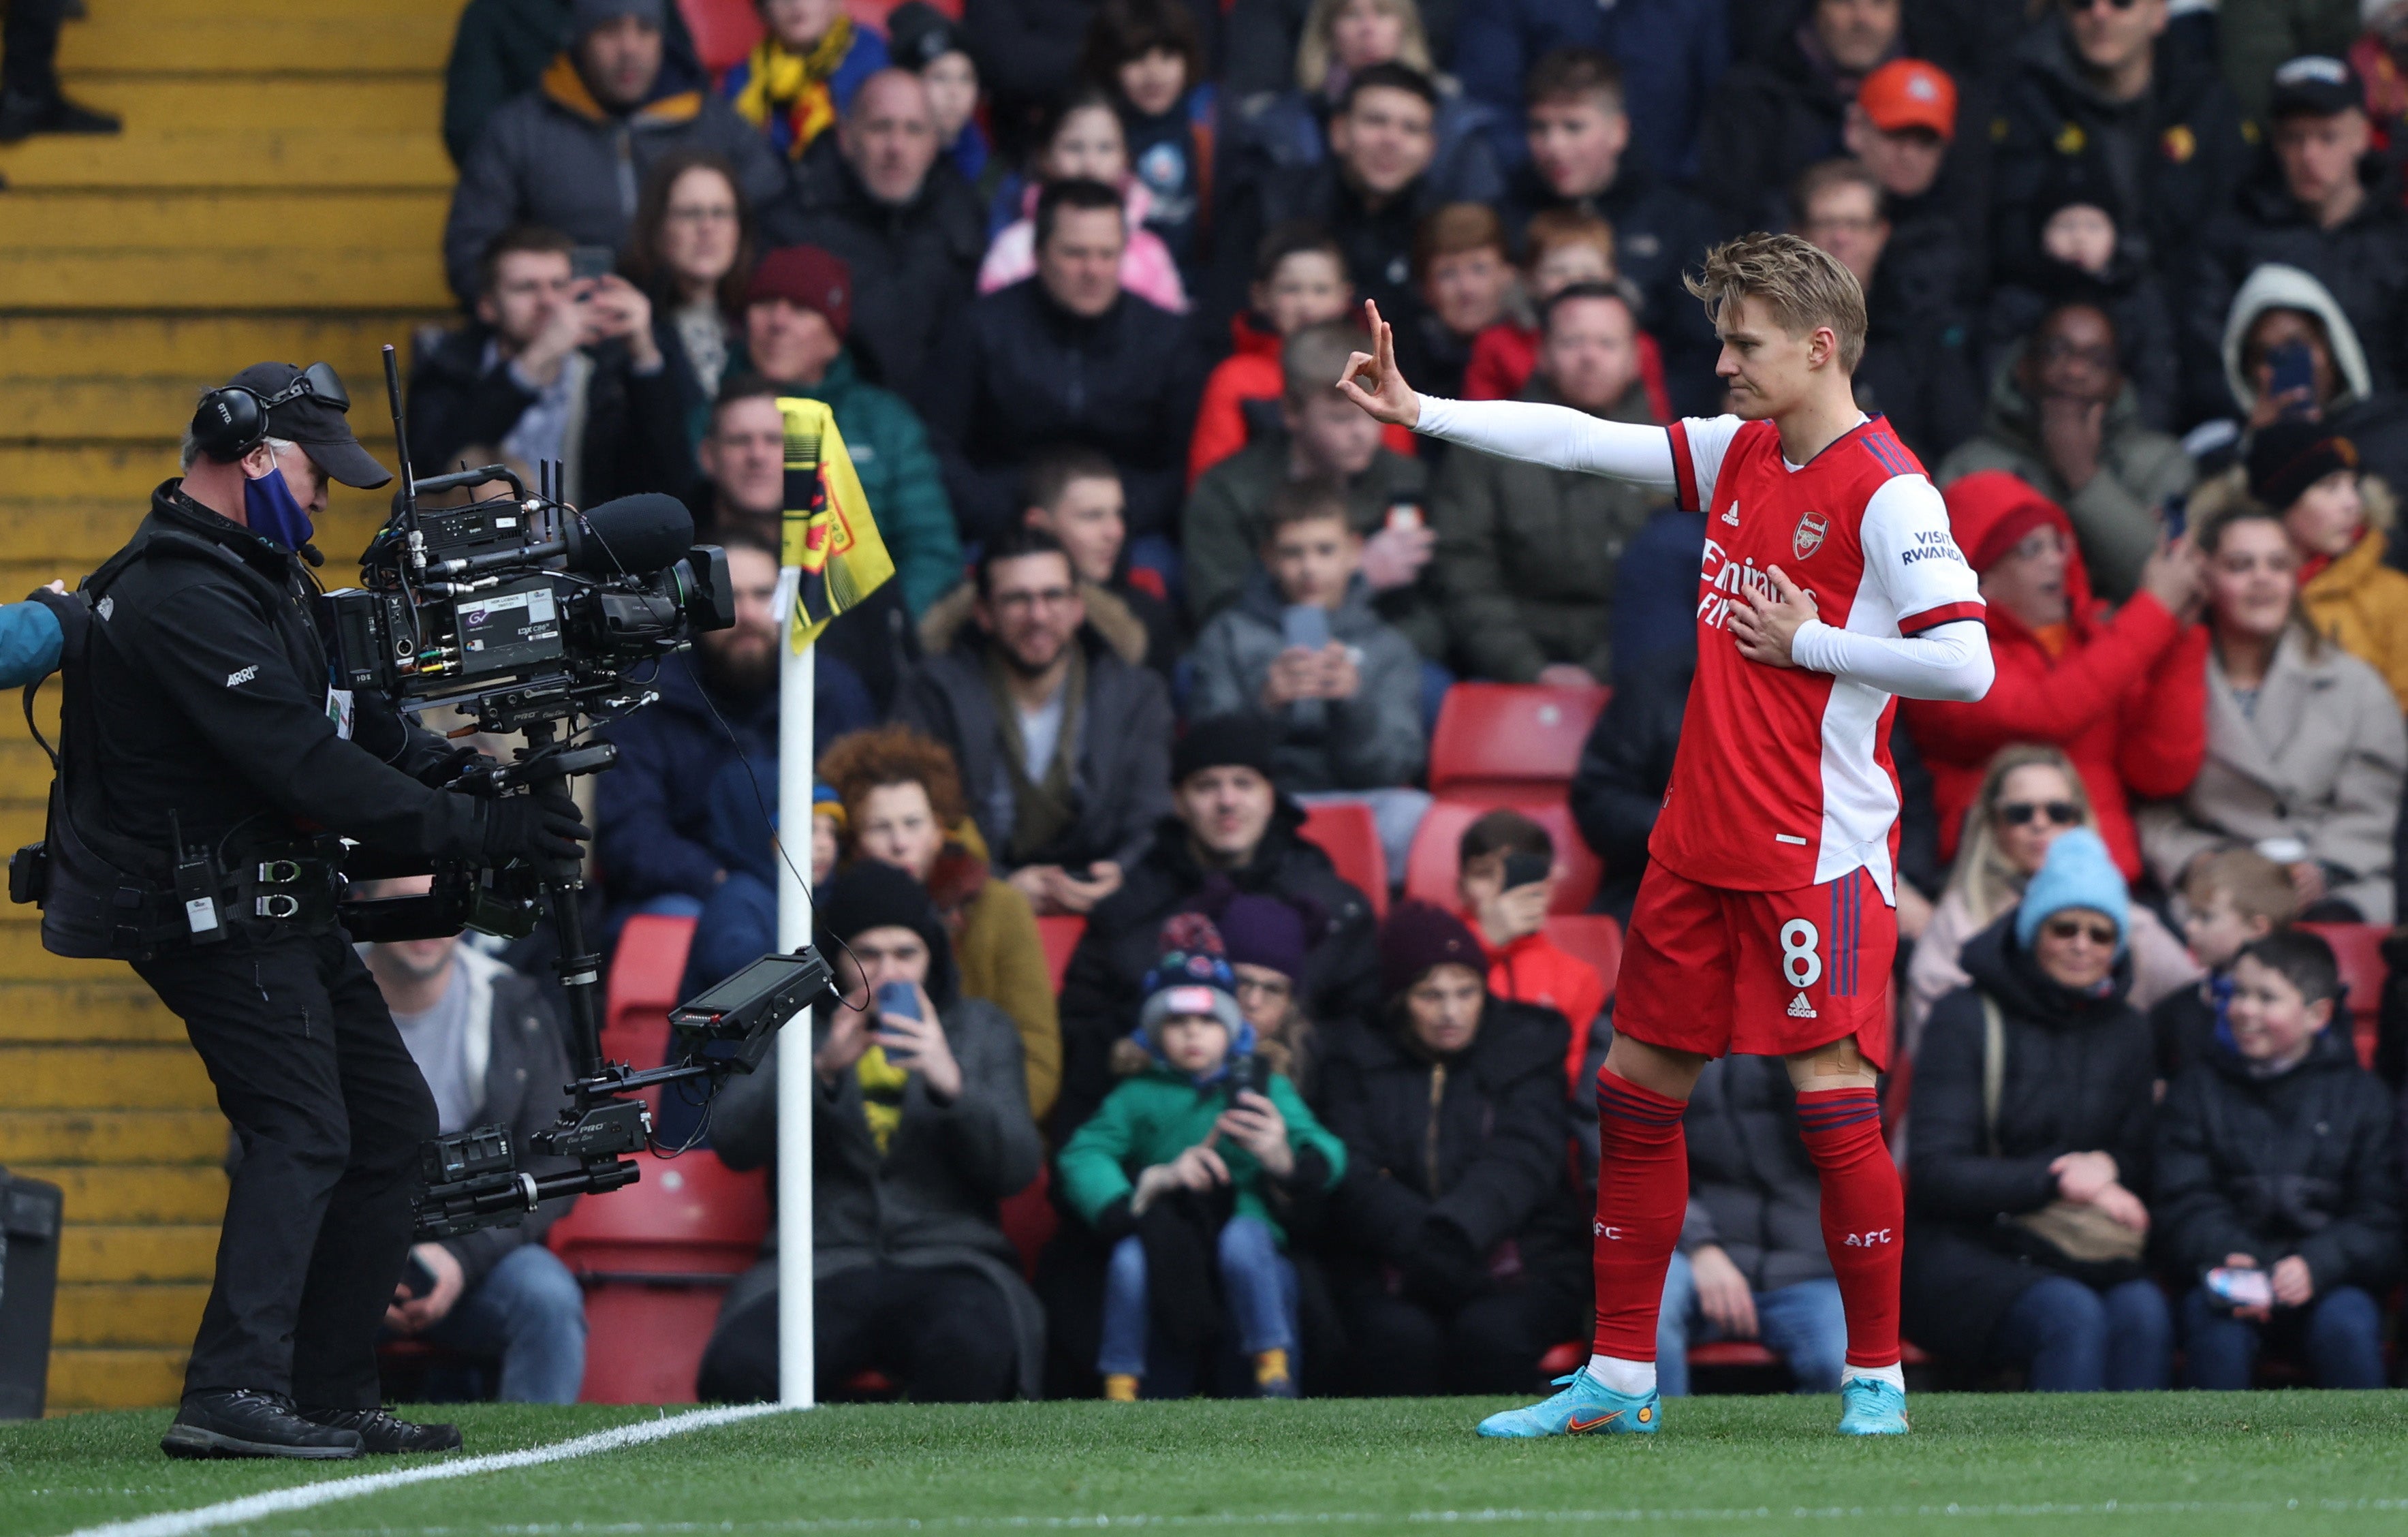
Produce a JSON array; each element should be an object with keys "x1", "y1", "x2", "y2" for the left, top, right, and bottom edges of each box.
[
  {"x1": 1836, "y1": 1378, "x2": 1910, "y2": 1435},
  {"x1": 1476, "y1": 1370, "x2": 1661, "y2": 1438}
]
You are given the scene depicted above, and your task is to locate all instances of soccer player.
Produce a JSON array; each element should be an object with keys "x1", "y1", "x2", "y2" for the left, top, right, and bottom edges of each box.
[{"x1": 1338, "y1": 232, "x2": 1995, "y2": 1438}]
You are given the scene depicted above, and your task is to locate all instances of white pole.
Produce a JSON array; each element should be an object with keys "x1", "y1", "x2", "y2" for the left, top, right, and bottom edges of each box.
[{"x1": 775, "y1": 581, "x2": 816, "y2": 1409}]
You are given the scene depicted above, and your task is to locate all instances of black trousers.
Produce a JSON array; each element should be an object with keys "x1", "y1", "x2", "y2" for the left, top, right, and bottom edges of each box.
[
  {"x1": 697, "y1": 1262, "x2": 1018, "y2": 1404},
  {"x1": 3, "y1": 0, "x2": 67, "y2": 98},
  {"x1": 137, "y1": 929, "x2": 437, "y2": 1408},
  {"x1": 1336, "y1": 1280, "x2": 1578, "y2": 1397}
]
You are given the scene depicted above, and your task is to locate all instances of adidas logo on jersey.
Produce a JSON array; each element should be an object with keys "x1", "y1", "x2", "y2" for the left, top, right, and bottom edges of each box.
[
  {"x1": 1787, "y1": 992, "x2": 1817, "y2": 1019},
  {"x1": 1722, "y1": 500, "x2": 1740, "y2": 527}
]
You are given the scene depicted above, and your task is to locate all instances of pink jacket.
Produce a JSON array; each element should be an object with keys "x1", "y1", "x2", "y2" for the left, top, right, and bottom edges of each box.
[{"x1": 976, "y1": 179, "x2": 1189, "y2": 313}]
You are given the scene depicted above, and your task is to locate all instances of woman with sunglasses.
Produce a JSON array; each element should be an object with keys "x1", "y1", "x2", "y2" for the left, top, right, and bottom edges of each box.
[
  {"x1": 2137, "y1": 499, "x2": 2407, "y2": 924},
  {"x1": 1904, "y1": 743, "x2": 2198, "y2": 1059},
  {"x1": 1903, "y1": 827, "x2": 2172, "y2": 1393}
]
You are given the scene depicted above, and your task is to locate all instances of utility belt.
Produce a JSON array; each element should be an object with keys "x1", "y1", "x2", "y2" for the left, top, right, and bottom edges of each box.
[{"x1": 22, "y1": 807, "x2": 347, "y2": 960}]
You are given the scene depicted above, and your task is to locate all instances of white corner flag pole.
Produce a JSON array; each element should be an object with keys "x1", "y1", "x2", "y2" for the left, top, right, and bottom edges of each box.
[{"x1": 774, "y1": 568, "x2": 816, "y2": 1410}]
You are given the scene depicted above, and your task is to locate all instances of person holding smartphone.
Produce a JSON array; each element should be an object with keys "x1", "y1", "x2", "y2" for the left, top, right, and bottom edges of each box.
[{"x1": 1454, "y1": 810, "x2": 1606, "y2": 1099}]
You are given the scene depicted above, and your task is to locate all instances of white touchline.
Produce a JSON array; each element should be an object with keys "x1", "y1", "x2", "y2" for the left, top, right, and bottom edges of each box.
[{"x1": 58, "y1": 1403, "x2": 795, "y2": 1537}]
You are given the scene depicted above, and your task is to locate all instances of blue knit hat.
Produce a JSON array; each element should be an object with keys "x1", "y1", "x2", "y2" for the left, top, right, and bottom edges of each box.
[
  {"x1": 1133, "y1": 913, "x2": 1252, "y2": 1077},
  {"x1": 2014, "y1": 827, "x2": 2129, "y2": 959}
]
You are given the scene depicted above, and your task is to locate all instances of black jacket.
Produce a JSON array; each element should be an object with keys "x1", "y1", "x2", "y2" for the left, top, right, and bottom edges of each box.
[
  {"x1": 922, "y1": 280, "x2": 1197, "y2": 546},
  {"x1": 405, "y1": 323, "x2": 693, "y2": 508},
  {"x1": 1692, "y1": 23, "x2": 1857, "y2": 238},
  {"x1": 2155, "y1": 1026, "x2": 2403, "y2": 1296},
  {"x1": 1903, "y1": 912, "x2": 2158, "y2": 1362},
  {"x1": 1052, "y1": 799, "x2": 1379, "y2": 1138},
  {"x1": 784, "y1": 132, "x2": 988, "y2": 412},
  {"x1": 1683, "y1": 1055, "x2": 1835, "y2": 1294},
  {"x1": 1315, "y1": 997, "x2": 1586, "y2": 1304},
  {"x1": 67, "y1": 484, "x2": 489, "y2": 875},
  {"x1": 1852, "y1": 258, "x2": 1985, "y2": 467},
  {"x1": 591, "y1": 649, "x2": 779, "y2": 912},
  {"x1": 1983, "y1": 249, "x2": 2183, "y2": 433},
  {"x1": 1569, "y1": 647, "x2": 1691, "y2": 921}
]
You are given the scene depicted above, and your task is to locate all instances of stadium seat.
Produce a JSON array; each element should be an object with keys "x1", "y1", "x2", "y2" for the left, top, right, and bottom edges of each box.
[
  {"x1": 602, "y1": 914, "x2": 698, "y2": 1108},
  {"x1": 1428, "y1": 683, "x2": 1612, "y2": 802},
  {"x1": 999, "y1": 1166, "x2": 1057, "y2": 1281},
  {"x1": 547, "y1": 1150, "x2": 768, "y2": 1403},
  {"x1": 1404, "y1": 800, "x2": 1602, "y2": 914},
  {"x1": 1542, "y1": 914, "x2": 1623, "y2": 995},
  {"x1": 1037, "y1": 915, "x2": 1084, "y2": 993},
  {"x1": 1298, "y1": 801, "x2": 1390, "y2": 917},
  {"x1": 2299, "y1": 922, "x2": 2386, "y2": 1071}
]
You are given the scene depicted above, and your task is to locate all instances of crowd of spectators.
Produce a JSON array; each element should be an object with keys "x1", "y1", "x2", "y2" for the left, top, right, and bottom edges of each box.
[{"x1": 395, "y1": 0, "x2": 2408, "y2": 1402}]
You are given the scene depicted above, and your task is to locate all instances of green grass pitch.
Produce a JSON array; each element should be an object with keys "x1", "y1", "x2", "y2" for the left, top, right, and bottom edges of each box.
[{"x1": 10, "y1": 1394, "x2": 2408, "y2": 1537}]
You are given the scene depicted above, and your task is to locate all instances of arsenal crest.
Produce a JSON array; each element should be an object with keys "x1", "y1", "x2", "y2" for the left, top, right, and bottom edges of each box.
[{"x1": 1792, "y1": 510, "x2": 1830, "y2": 561}]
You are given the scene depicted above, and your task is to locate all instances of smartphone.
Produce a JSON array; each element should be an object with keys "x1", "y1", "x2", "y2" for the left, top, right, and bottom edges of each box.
[
  {"x1": 399, "y1": 1252, "x2": 438, "y2": 1301},
  {"x1": 1225, "y1": 1053, "x2": 1261, "y2": 1101},
  {"x1": 570, "y1": 244, "x2": 616, "y2": 282},
  {"x1": 874, "y1": 979, "x2": 920, "y2": 1061},
  {"x1": 2161, "y1": 493, "x2": 2187, "y2": 542},
  {"x1": 2206, "y1": 1266, "x2": 2272, "y2": 1310},
  {"x1": 1501, "y1": 850, "x2": 1552, "y2": 892},
  {"x1": 1281, "y1": 603, "x2": 1331, "y2": 651},
  {"x1": 2268, "y1": 341, "x2": 2317, "y2": 415},
  {"x1": 1385, "y1": 501, "x2": 1424, "y2": 533}
]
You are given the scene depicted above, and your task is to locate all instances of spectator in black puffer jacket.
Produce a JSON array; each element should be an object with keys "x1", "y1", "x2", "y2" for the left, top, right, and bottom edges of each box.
[
  {"x1": 1315, "y1": 903, "x2": 1586, "y2": 1397},
  {"x1": 2156, "y1": 931, "x2": 2402, "y2": 1390}
]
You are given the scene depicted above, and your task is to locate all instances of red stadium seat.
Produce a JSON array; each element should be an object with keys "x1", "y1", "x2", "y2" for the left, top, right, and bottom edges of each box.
[
  {"x1": 1543, "y1": 914, "x2": 1623, "y2": 995},
  {"x1": 1037, "y1": 915, "x2": 1084, "y2": 993},
  {"x1": 999, "y1": 1167, "x2": 1057, "y2": 1281},
  {"x1": 1428, "y1": 683, "x2": 1611, "y2": 802},
  {"x1": 2299, "y1": 922, "x2": 2387, "y2": 1071},
  {"x1": 1298, "y1": 801, "x2": 1390, "y2": 917},
  {"x1": 547, "y1": 1150, "x2": 767, "y2": 1403},
  {"x1": 602, "y1": 914, "x2": 698, "y2": 1111},
  {"x1": 1404, "y1": 800, "x2": 1602, "y2": 914},
  {"x1": 678, "y1": 0, "x2": 762, "y2": 73}
]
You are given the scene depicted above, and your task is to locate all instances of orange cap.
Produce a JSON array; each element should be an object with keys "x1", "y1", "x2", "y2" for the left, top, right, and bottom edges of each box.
[{"x1": 1857, "y1": 58, "x2": 1957, "y2": 141}]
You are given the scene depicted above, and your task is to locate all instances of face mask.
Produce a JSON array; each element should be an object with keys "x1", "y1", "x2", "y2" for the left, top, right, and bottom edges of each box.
[{"x1": 243, "y1": 460, "x2": 315, "y2": 551}]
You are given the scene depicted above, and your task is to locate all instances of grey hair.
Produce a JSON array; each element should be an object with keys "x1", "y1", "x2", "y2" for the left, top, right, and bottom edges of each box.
[{"x1": 180, "y1": 426, "x2": 295, "y2": 470}]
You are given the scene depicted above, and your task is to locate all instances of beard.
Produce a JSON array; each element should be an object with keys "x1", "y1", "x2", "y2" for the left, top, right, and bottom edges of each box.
[{"x1": 701, "y1": 632, "x2": 778, "y2": 696}]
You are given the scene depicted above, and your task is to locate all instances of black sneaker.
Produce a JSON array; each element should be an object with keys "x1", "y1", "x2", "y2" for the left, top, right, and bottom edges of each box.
[
  {"x1": 161, "y1": 1391, "x2": 364, "y2": 1460},
  {"x1": 298, "y1": 1407, "x2": 463, "y2": 1455},
  {"x1": 0, "y1": 90, "x2": 121, "y2": 142}
]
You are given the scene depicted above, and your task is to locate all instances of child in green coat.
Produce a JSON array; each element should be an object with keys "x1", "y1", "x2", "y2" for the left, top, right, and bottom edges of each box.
[{"x1": 1056, "y1": 914, "x2": 1347, "y2": 1400}]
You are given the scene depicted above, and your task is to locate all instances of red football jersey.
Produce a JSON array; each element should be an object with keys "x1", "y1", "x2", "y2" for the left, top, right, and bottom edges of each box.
[{"x1": 1651, "y1": 414, "x2": 1984, "y2": 897}]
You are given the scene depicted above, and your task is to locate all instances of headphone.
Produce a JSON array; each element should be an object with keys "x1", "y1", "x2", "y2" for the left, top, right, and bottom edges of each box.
[{"x1": 189, "y1": 361, "x2": 350, "y2": 465}]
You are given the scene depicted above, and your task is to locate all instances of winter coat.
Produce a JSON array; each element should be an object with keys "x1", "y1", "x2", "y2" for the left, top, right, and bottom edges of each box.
[
  {"x1": 0, "y1": 600, "x2": 59, "y2": 689},
  {"x1": 1934, "y1": 353, "x2": 2197, "y2": 602},
  {"x1": 1427, "y1": 375, "x2": 1663, "y2": 682},
  {"x1": 441, "y1": 55, "x2": 794, "y2": 305},
  {"x1": 1679, "y1": 1055, "x2": 1835, "y2": 1295},
  {"x1": 921, "y1": 279, "x2": 1197, "y2": 546},
  {"x1": 1057, "y1": 1065, "x2": 1346, "y2": 1247},
  {"x1": 1182, "y1": 438, "x2": 1443, "y2": 659},
  {"x1": 1188, "y1": 314, "x2": 1418, "y2": 486},
  {"x1": 1901, "y1": 472, "x2": 2208, "y2": 883},
  {"x1": 1982, "y1": 252, "x2": 2182, "y2": 433},
  {"x1": 2216, "y1": 0, "x2": 2371, "y2": 125},
  {"x1": 784, "y1": 131, "x2": 989, "y2": 414},
  {"x1": 441, "y1": 0, "x2": 706, "y2": 168},
  {"x1": 895, "y1": 589, "x2": 1174, "y2": 882},
  {"x1": 404, "y1": 321, "x2": 693, "y2": 510},
  {"x1": 1052, "y1": 800, "x2": 1381, "y2": 1138},
  {"x1": 430, "y1": 950, "x2": 582, "y2": 1290},
  {"x1": 1187, "y1": 569, "x2": 1428, "y2": 792},
  {"x1": 1215, "y1": 82, "x2": 1503, "y2": 245},
  {"x1": 1903, "y1": 883, "x2": 2198, "y2": 1061},
  {"x1": 2139, "y1": 625, "x2": 2406, "y2": 922},
  {"x1": 1569, "y1": 645, "x2": 1690, "y2": 918},
  {"x1": 2156, "y1": 1025, "x2": 2403, "y2": 1295},
  {"x1": 712, "y1": 993, "x2": 1047, "y2": 1398},
  {"x1": 1606, "y1": 510, "x2": 1708, "y2": 687},
  {"x1": 976, "y1": 178, "x2": 1189, "y2": 313},
  {"x1": 740, "y1": 350, "x2": 964, "y2": 618},
  {"x1": 1480, "y1": 927, "x2": 1606, "y2": 1094},
  {"x1": 1692, "y1": 22, "x2": 1873, "y2": 237},
  {"x1": 1990, "y1": 20, "x2": 2249, "y2": 302},
  {"x1": 1315, "y1": 997, "x2": 1589, "y2": 1302},
  {"x1": 593, "y1": 651, "x2": 779, "y2": 910},
  {"x1": 1452, "y1": 0, "x2": 1730, "y2": 185},
  {"x1": 1904, "y1": 913, "x2": 2159, "y2": 1363},
  {"x1": 1852, "y1": 255, "x2": 1986, "y2": 467},
  {"x1": 2213, "y1": 264, "x2": 2408, "y2": 501}
]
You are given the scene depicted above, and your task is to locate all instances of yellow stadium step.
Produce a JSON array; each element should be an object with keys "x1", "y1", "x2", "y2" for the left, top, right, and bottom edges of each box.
[
  {"x1": 5, "y1": 189, "x2": 450, "y2": 257},
  {"x1": 23, "y1": 78, "x2": 443, "y2": 138},
  {"x1": 51, "y1": 0, "x2": 462, "y2": 78},
  {"x1": 0, "y1": 313, "x2": 447, "y2": 386},
  {"x1": 46, "y1": 1346, "x2": 187, "y2": 1412},
  {"x1": 3, "y1": 245, "x2": 452, "y2": 315},
  {"x1": 0, "y1": 502, "x2": 143, "y2": 567},
  {"x1": 0, "y1": 1111, "x2": 225, "y2": 1166},
  {"x1": 16, "y1": 1166, "x2": 226, "y2": 1225},
  {"x1": 0, "y1": 980, "x2": 184, "y2": 1045},
  {"x1": 0, "y1": 443, "x2": 179, "y2": 503},
  {"x1": 53, "y1": 1284, "x2": 211, "y2": 1350},
  {"x1": 60, "y1": 1224, "x2": 221, "y2": 1286},
  {"x1": 2, "y1": 1042, "x2": 217, "y2": 1110},
  {"x1": 0, "y1": 129, "x2": 452, "y2": 193}
]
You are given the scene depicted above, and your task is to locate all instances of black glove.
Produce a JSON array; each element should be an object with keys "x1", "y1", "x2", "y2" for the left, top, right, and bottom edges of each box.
[
  {"x1": 1401, "y1": 1215, "x2": 1487, "y2": 1310},
  {"x1": 482, "y1": 787, "x2": 589, "y2": 861},
  {"x1": 419, "y1": 745, "x2": 495, "y2": 791}
]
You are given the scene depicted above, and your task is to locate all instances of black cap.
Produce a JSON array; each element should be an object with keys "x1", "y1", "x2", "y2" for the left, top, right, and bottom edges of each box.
[
  {"x1": 225, "y1": 361, "x2": 393, "y2": 489},
  {"x1": 2268, "y1": 55, "x2": 2362, "y2": 119},
  {"x1": 2247, "y1": 418, "x2": 2358, "y2": 511},
  {"x1": 1172, "y1": 713, "x2": 1279, "y2": 786},
  {"x1": 887, "y1": 1, "x2": 965, "y2": 70}
]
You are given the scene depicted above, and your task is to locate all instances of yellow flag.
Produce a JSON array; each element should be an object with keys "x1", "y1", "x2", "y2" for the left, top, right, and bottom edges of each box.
[{"x1": 777, "y1": 397, "x2": 895, "y2": 653}]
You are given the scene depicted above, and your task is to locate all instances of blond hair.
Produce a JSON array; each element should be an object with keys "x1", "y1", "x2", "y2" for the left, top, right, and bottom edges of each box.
[
  {"x1": 2180, "y1": 847, "x2": 2302, "y2": 928},
  {"x1": 1946, "y1": 744, "x2": 2097, "y2": 929},
  {"x1": 1683, "y1": 231, "x2": 1868, "y2": 374},
  {"x1": 1295, "y1": 0, "x2": 1430, "y2": 93}
]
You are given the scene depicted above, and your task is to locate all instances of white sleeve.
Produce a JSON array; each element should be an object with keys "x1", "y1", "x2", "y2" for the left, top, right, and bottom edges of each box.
[
  {"x1": 1412, "y1": 394, "x2": 1678, "y2": 486},
  {"x1": 1858, "y1": 476, "x2": 1987, "y2": 637},
  {"x1": 1788, "y1": 618, "x2": 1994, "y2": 702}
]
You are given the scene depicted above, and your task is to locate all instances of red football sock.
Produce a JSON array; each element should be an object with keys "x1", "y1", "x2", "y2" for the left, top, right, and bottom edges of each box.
[
  {"x1": 1795, "y1": 1086, "x2": 1903, "y2": 1369},
  {"x1": 1589, "y1": 1069, "x2": 1689, "y2": 1361}
]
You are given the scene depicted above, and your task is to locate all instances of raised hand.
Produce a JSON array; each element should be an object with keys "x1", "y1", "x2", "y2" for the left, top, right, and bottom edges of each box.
[{"x1": 1334, "y1": 299, "x2": 1422, "y2": 429}]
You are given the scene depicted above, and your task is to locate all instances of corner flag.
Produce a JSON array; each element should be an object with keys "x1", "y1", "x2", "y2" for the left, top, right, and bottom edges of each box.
[{"x1": 777, "y1": 397, "x2": 894, "y2": 652}]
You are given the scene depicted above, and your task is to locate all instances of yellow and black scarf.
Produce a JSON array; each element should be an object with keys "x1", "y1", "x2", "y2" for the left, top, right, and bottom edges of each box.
[{"x1": 730, "y1": 17, "x2": 854, "y2": 159}]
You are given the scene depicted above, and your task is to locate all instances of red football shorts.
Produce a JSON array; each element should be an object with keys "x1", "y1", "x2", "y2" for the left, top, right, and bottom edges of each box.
[{"x1": 1613, "y1": 861, "x2": 1894, "y2": 1069}]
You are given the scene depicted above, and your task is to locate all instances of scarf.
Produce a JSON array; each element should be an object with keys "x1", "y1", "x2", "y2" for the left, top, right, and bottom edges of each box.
[
  {"x1": 731, "y1": 18, "x2": 855, "y2": 159},
  {"x1": 856, "y1": 1042, "x2": 910, "y2": 1155},
  {"x1": 986, "y1": 642, "x2": 1086, "y2": 865}
]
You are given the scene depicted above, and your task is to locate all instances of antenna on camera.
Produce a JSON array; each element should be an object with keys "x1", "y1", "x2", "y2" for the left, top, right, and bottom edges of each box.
[{"x1": 381, "y1": 343, "x2": 416, "y2": 512}]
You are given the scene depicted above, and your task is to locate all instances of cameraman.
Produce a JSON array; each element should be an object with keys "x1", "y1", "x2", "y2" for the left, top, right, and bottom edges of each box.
[{"x1": 50, "y1": 364, "x2": 587, "y2": 1461}]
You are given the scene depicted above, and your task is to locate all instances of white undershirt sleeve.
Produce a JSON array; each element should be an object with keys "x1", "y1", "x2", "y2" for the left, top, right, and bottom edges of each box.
[
  {"x1": 1788, "y1": 618, "x2": 1994, "y2": 701},
  {"x1": 1413, "y1": 394, "x2": 1678, "y2": 486}
]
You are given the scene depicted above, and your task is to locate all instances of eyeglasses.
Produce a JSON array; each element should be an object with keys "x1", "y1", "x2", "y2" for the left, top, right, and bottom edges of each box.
[
  {"x1": 2043, "y1": 917, "x2": 2120, "y2": 946},
  {"x1": 1999, "y1": 801, "x2": 2083, "y2": 828}
]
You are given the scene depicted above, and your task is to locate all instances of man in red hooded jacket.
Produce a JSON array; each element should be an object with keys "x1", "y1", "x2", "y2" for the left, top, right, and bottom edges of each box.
[{"x1": 1901, "y1": 469, "x2": 2208, "y2": 881}]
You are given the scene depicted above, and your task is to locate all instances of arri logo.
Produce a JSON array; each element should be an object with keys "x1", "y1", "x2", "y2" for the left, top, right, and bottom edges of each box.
[
  {"x1": 1792, "y1": 510, "x2": 1830, "y2": 561},
  {"x1": 224, "y1": 665, "x2": 259, "y2": 687}
]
